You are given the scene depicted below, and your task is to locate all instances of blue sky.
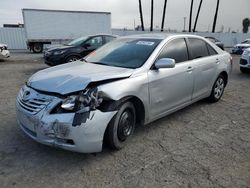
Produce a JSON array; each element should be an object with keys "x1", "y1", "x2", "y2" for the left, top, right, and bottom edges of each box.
[{"x1": 0, "y1": 0, "x2": 249, "y2": 32}]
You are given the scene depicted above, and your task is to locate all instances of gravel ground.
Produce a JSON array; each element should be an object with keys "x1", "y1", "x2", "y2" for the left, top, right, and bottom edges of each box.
[{"x1": 0, "y1": 51, "x2": 249, "y2": 188}]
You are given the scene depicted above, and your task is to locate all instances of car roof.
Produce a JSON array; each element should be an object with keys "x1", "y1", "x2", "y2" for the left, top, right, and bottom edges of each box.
[{"x1": 119, "y1": 33, "x2": 205, "y2": 40}]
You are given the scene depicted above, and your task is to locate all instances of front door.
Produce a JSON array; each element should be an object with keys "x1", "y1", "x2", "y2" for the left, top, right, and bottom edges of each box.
[{"x1": 148, "y1": 38, "x2": 194, "y2": 119}]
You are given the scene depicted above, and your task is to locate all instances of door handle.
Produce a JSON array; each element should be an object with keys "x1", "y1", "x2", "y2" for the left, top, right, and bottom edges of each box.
[
  {"x1": 187, "y1": 66, "x2": 193, "y2": 72},
  {"x1": 216, "y1": 58, "x2": 220, "y2": 64}
]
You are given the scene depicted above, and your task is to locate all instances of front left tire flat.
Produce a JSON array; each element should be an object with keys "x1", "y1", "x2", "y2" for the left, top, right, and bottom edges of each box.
[{"x1": 106, "y1": 101, "x2": 136, "y2": 150}]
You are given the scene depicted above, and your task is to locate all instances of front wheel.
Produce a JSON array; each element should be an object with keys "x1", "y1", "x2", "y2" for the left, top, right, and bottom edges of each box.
[
  {"x1": 207, "y1": 75, "x2": 226, "y2": 103},
  {"x1": 66, "y1": 55, "x2": 80, "y2": 63},
  {"x1": 106, "y1": 102, "x2": 136, "y2": 150}
]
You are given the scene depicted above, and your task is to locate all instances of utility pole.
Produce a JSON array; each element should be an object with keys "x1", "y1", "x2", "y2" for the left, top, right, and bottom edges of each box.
[
  {"x1": 161, "y1": 0, "x2": 168, "y2": 32},
  {"x1": 193, "y1": 0, "x2": 203, "y2": 32},
  {"x1": 150, "y1": 0, "x2": 154, "y2": 31},
  {"x1": 189, "y1": 0, "x2": 194, "y2": 32},
  {"x1": 183, "y1": 17, "x2": 187, "y2": 31},
  {"x1": 138, "y1": 0, "x2": 144, "y2": 31}
]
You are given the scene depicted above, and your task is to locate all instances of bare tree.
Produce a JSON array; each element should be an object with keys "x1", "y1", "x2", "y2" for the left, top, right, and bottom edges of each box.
[
  {"x1": 161, "y1": 0, "x2": 168, "y2": 32},
  {"x1": 212, "y1": 0, "x2": 220, "y2": 32},
  {"x1": 150, "y1": 0, "x2": 154, "y2": 31},
  {"x1": 189, "y1": 0, "x2": 194, "y2": 32},
  {"x1": 193, "y1": 0, "x2": 203, "y2": 32},
  {"x1": 138, "y1": 0, "x2": 144, "y2": 31}
]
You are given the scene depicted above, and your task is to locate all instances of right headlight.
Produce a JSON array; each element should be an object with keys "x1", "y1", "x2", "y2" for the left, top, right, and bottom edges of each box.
[
  {"x1": 53, "y1": 50, "x2": 66, "y2": 55},
  {"x1": 60, "y1": 88, "x2": 103, "y2": 112},
  {"x1": 61, "y1": 95, "x2": 78, "y2": 111},
  {"x1": 242, "y1": 50, "x2": 250, "y2": 56}
]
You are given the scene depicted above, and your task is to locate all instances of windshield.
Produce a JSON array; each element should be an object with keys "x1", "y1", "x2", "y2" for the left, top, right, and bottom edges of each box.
[
  {"x1": 85, "y1": 38, "x2": 161, "y2": 69},
  {"x1": 68, "y1": 36, "x2": 88, "y2": 46}
]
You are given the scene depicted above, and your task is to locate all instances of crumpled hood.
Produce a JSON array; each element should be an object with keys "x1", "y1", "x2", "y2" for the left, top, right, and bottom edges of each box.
[{"x1": 28, "y1": 62, "x2": 134, "y2": 95}]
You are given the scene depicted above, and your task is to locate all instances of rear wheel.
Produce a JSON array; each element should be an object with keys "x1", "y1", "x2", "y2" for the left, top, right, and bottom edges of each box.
[
  {"x1": 32, "y1": 43, "x2": 43, "y2": 53},
  {"x1": 66, "y1": 55, "x2": 80, "y2": 63},
  {"x1": 106, "y1": 102, "x2": 136, "y2": 150},
  {"x1": 207, "y1": 75, "x2": 226, "y2": 103}
]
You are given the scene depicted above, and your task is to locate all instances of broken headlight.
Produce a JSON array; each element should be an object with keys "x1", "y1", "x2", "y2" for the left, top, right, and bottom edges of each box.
[{"x1": 61, "y1": 87, "x2": 103, "y2": 112}]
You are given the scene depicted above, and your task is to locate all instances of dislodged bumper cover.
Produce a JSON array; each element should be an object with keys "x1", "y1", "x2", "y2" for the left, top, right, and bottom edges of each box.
[{"x1": 16, "y1": 88, "x2": 117, "y2": 153}]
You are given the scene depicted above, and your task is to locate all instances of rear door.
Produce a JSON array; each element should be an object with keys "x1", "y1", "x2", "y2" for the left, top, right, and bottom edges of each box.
[
  {"x1": 186, "y1": 38, "x2": 219, "y2": 100},
  {"x1": 148, "y1": 38, "x2": 194, "y2": 119}
]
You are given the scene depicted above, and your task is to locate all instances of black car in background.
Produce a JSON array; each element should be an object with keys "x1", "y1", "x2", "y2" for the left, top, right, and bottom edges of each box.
[
  {"x1": 44, "y1": 34, "x2": 117, "y2": 66},
  {"x1": 205, "y1": 36, "x2": 224, "y2": 50}
]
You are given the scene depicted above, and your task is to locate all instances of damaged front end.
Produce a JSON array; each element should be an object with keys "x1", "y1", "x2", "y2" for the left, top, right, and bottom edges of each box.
[
  {"x1": 16, "y1": 85, "x2": 117, "y2": 153},
  {"x1": 55, "y1": 87, "x2": 104, "y2": 126}
]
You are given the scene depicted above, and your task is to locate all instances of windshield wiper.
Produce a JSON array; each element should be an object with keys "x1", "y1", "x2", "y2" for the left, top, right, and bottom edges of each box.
[{"x1": 91, "y1": 62, "x2": 108, "y2": 66}]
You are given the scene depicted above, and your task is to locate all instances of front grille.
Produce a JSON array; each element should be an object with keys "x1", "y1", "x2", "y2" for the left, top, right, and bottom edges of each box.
[
  {"x1": 240, "y1": 59, "x2": 248, "y2": 65},
  {"x1": 17, "y1": 89, "x2": 50, "y2": 114}
]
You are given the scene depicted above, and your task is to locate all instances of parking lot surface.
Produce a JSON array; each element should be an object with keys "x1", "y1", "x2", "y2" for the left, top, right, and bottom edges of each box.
[{"x1": 0, "y1": 52, "x2": 249, "y2": 188}]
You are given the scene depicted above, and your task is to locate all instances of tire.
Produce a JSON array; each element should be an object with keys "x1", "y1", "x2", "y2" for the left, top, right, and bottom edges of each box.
[
  {"x1": 207, "y1": 75, "x2": 226, "y2": 103},
  {"x1": 65, "y1": 55, "x2": 80, "y2": 63},
  {"x1": 240, "y1": 67, "x2": 248, "y2": 73},
  {"x1": 32, "y1": 43, "x2": 43, "y2": 53},
  {"x1": 106, "y1": 102, "x2": 136, "y2": 150}
]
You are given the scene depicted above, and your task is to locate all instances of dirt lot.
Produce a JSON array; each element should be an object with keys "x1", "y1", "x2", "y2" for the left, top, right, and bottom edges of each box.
[{"x1": 0, "y1": 51, "x2": 249, "y2": 188}]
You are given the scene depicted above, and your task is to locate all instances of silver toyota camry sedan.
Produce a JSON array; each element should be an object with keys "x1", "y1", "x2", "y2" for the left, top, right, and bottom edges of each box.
[{"x1": 16, "y1": 34, "x2": 232, "y2": 153}]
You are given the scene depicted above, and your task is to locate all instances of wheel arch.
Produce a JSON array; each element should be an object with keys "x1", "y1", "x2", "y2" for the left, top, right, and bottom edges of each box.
[
  {"x1": 102, "y1": 95, "x2": 146, "y2": 148},
  {"x1": 219, "y1": 71, "x2": 228, "y2": 86}
]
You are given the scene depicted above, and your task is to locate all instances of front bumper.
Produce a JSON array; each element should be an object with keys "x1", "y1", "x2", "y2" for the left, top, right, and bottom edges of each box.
[
  {"x1": 16, "y1": 87, "x2": 117, "y2": 153},
  {"x1": 240, "y1": 54, "x2": 250, "y2": 69},
  {"x1": 0, "y1": 50, "x2": 10, "y2": 58},
  {"x1": 44, "y1": 52, "x2": 65, "y2": 66}
]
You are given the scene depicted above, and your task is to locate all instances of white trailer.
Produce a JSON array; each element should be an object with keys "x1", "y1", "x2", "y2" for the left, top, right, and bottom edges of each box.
[{"x1": 22, "y1": 9, "x2": 112, "y2": 53}]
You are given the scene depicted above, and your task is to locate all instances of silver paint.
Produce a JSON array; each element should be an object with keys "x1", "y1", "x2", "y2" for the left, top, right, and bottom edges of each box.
[{"x1": 16, "y1": 34, "x2": 232, "y2": 153}]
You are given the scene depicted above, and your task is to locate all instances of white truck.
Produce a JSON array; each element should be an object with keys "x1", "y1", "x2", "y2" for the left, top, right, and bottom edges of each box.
[{"x1": 22, "y1": 9, "x2": 112, "y2": 53}]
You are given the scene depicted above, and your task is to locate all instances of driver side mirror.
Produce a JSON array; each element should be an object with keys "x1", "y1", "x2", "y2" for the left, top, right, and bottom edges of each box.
[{"x1": 155, "y1": 58, "x2": 175, "y2": 69}]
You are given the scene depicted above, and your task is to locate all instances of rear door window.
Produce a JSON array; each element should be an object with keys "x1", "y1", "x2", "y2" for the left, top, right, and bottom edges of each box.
[
  {"x1": 187, "y1": 38, "x2": 210, "y2": 59},
  {"x1": 158, "y1": 38, "x2": 189, "y2": 63},
  {"x1": 207, "y1": 44, "x2": 218, "y2": 55}
]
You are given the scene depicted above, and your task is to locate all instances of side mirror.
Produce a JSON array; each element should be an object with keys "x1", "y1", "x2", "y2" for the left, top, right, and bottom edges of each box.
[
  {"x1": 83, "y1": 43, "x2": 91, "y2": 49},
  {"x1": 155, "y1": 58, "x2": 175, "y2": 69}
]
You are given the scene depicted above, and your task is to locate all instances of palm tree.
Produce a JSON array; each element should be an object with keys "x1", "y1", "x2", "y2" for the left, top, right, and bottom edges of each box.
[
  {"x1": 161, "y1": 0, "x2": 168, "y2": 32},
  {"x1": 189, "y1": 0, "x2": 194, "y2": 32},
  {"x1": 242, "y1": 18, "x2": 250, "y2": 33},
  {"x1": 212, "y1": 0, "x2": 220, "y2": 32},
  {"x1": 150, "y1": 0, "x2": 154, "y2": 31},
  {"x1": 138, "y1": 0, "x2": 144, "y2": 31},
  {"x1": 193, "y1": 0, "x2": 203, "y2": 32}
]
